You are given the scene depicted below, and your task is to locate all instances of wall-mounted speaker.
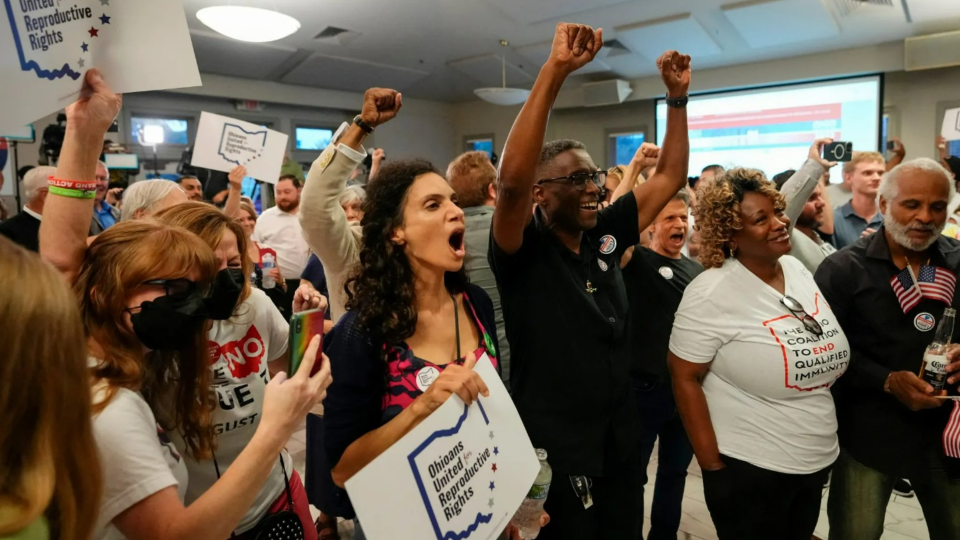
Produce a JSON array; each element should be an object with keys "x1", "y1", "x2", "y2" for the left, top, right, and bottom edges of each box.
[
  {"x1": 582, "y1": 80, "x2": 632, "y2": 107},
  {"x1": 905, "y1": 30, "x2": 960, "y2": 71}
]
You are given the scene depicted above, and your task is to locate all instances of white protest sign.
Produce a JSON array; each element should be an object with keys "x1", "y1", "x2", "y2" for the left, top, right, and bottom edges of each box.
[
  {"x1": 942, "y1": 107, "x2": 960, "y2": 142},
  {"x1": 1, "y1": 139, "x2": 13, "y2": 195},
  {"x1": 191, "y1": 112, "x2": 288, "y2": 184},
  {"x1": 0, "y1": 0, "x2": 201, "y2": 133},
  {"x1": 346, "y1": 355, "x2": 540, "y2": 540}
]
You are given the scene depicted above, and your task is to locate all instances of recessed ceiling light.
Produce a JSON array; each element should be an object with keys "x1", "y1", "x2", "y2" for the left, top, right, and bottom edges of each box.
[{"x1": 197, "y1": 6, "x2": 301, "y2": 43}]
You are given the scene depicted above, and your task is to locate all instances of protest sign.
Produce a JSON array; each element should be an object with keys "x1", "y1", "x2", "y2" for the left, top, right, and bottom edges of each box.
[
  {"x1": 346, "y1": 355, "x2": 540, "y2": 540},
  {"x1": 942, "y1": 107, "x2": 960, "y2": 142},
  {"x1": 0, "y1": 0, "x2": 201, "y2": 133},
  {"x1": 191, "y1": 112, "x2": 289, "y2": 184}
]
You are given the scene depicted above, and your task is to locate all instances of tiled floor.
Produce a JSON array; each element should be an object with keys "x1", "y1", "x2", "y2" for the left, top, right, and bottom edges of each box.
[{"x1": 287, "y1": 424, "x2": 932, "y2": 540}]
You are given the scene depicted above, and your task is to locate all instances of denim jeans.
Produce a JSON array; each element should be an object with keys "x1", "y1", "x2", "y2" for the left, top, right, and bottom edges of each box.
[
  {"x1": 828, "y1": 449, "x2": 960, "y2": 540},
  {"x1": 703, "y1": 455, "x2": 830, "y2": 540},
  {"x1": 633, "y1": 376, "x2": 694, "y2": 540}
]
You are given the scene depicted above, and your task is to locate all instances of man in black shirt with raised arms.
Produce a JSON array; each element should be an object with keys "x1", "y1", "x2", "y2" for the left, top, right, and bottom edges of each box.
[
  {"x1": 622, "y1": 188, "x2": 703, "y2": 540},
  {"x1": 490, "y1": 22, "x2": 690, "y2": 539}
]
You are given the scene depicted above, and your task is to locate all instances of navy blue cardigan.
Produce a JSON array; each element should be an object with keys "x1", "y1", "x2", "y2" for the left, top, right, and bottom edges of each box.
[{"x1": 319, "y1": 283, "x2": 499, "y2": 517}]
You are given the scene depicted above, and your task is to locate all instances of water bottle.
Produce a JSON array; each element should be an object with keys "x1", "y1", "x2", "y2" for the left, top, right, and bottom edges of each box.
[
  {"x1": 511, "y1": 449, "x2": 551, "y2": 539},
  {"x1": 920, "y1": 307, "x2": 955, "y2": 395},
  {"x1": 261, "y1": 253, "x2": 276, "y2": 289}
]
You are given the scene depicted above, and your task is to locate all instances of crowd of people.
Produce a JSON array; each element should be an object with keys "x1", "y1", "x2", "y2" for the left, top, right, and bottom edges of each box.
[{"x1": 4, "y1": 20, "x2": 960, "y2": 540}]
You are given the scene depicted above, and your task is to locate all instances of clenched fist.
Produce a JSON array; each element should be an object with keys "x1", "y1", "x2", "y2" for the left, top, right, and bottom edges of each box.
[
  {"x1": 360, "y1": 88, "x2": 402, "y2": 128},
  {"x1": 548, "y1": 23, "x2": 603, "y2": 75},
  {"x1": 633, "y1": 143, "x2": 660, "y2": 169},
  {"x1": 657, "y1": 50, "x2": 691, "y2": 98}
]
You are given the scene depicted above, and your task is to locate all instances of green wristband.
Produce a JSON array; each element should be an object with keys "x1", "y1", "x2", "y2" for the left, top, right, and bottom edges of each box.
[{"x1": 49, "y1": 186, "x2": 96, "y2": 199}]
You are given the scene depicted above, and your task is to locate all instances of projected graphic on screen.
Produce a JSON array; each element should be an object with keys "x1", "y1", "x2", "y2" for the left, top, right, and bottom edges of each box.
[{"x1": 656, "y1": 76, "x2": 881, "y2": 181}]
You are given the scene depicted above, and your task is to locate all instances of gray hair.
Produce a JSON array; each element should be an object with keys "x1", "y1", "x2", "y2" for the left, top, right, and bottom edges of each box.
[
  {"x1": 23, "y1": 166, "x2": 56, "y2": 202},
  {"x1": 97, "y1": 160, "x2": 109, "y2": 176},
  {"x1": 338, "y1": 185, "x2": 366, "y2": 208},
  {"x1": 121, "y1": 180, "x2": 180, "y2": 221},
  {"x1": 879, "y1": 157, "x2": 956, "y2": 204}
]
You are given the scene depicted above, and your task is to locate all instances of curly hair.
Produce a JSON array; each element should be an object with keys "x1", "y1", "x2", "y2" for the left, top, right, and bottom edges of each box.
[
  {"x1": 694, "y1": 167, "x2": 785, "y2": 269},
  {"x1": 345, "y1": 159, "x2": 469, "y2": 362}
]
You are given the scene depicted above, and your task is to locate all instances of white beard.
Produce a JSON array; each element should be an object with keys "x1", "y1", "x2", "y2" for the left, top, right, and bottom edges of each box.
[{"x1": 883, "y1": 212, "x2": 943, "y2": 251}]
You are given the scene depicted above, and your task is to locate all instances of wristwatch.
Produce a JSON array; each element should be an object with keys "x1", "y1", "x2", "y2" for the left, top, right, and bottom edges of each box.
[
  {"x1": 666, "y1": 95, "x2": 688, "y2": 108},
  {"x1": 353, "y1": 115, "x2": 374, "y2": 134}
]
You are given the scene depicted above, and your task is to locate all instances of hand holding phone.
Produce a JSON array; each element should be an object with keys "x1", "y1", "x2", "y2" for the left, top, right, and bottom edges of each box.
[
  {"x1": 289, "y1": 308, "x2": 325, "y2": 376},
  {"x1": 823, "y1": 141, "x2": 853, "y2": 162}
]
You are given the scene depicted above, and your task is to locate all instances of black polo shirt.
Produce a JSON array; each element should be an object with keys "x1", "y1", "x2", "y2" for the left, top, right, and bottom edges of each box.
[
  {"x1": 815, "y1": 226, "x2": 960, "y2": 479},
  {"x1": 623, "y1": 247, "x2": 703, "y2": 378},
  {"x1": 489, "y1": 191, "x2": 641, "y2": 476}
]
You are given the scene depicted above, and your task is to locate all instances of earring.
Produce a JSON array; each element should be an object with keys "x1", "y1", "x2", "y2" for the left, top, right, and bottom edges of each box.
[{"x1": 730, "y1": 245, "x2": 737, "y2": 258}]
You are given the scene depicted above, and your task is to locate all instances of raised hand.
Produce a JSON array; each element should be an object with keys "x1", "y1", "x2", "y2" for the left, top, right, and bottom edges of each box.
[
  {"x1": 372, "y1": 148, "x2": 386, "y2": 165},
  {"x1": 228, "y1": 165, "x2": 247, "y2": 189},
  {"x1": 360, "y1": 88, "x2": 402, "y2": 128},
  {"x1": 657, "y1": 50, "x2": 691, "y2": 98},
  {"x1": 888, "y1": 137, "x2": 905, "y2": 157},
  {"x1": 549, "y1": 23, "x2": 603, "y2": 75},
  {"x1": 106, "y1": 187, "x2": 123, "y2": 206},
  {"x1": 633, "y1": 142, "x2": 660, "y2": 168},
  {"x1": 66, "y1": 69, "x2": 122, "y2": 137},
  {"x1": 810, "y1": 138, "x2": 837, "y2": 168}
]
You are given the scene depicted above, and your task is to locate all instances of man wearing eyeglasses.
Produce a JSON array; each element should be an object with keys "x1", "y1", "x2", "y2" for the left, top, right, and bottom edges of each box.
[
  {"x1": 489, "y1": 22, "x2": 690, "y2": 539},
  {"x1": 815, "y1": 158, "x2": 960, "y2": 540}
]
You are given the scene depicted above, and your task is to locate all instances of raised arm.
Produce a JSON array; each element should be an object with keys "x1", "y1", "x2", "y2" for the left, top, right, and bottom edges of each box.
[
  {"x1": 493, "y1": 23, "x2": 603, "y2": 254},
  {"x1": 610, "y1": 143, "x2": 657, "y2": 203},
  {"x1": 222, "y1": 165, "x2": 245, "y2": 218},
  {"x1": 780, "y1": 138, "x2": 834, "y2": 232},
  {"x1": 300, "y1": 89, "x2": 400, "y2": 274},
  {"x1": 632, "y1": 51, "x2": 691, "y2": 232},
  {"x1": 40, "y1": 69, "x2": 122, "y2": 282},
  {"x1": 886, "y1": 137, "x2": 906, "y2": 171}
]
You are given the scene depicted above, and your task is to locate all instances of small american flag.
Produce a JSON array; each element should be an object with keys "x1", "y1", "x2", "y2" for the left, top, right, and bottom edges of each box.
[
  {"x1": 944, "y1": 401, "x2": 960, "y2": 458},
  {"x1": 890, "y1": 266, "x2": 922, "y2": 314},
  {"x1": 918, "y1": 266, "x2": 957, "y2": 306}
]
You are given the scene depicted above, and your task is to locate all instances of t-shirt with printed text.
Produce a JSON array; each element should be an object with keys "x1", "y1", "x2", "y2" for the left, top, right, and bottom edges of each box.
[
  {"x1": 171, "y1": 288, "x2": 290, "y2": 535},
  {"x1": 669, "y1": 255, "x2": 850, "y2": 474}
]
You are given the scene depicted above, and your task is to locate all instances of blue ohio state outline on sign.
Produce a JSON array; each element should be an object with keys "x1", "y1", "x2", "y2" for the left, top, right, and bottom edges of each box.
[
  {"x1": 407, "y1": 401, "x2": 493, "y2": 540},
  {"x1": 4, "y1": 0, "x2": 82, "y2": 80},
  {"x1": 217, "y1": 123, "x2": 268, "y2": 165}
]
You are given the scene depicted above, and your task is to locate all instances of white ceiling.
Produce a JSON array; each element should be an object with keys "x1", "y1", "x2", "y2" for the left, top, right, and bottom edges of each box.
[{"x1": 181, "y1": 0, "x2": 960, "y2": 103}]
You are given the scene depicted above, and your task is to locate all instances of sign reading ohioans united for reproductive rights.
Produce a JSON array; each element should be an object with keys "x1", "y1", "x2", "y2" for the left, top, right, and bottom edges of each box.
[
  {"x1": 0, "y1": 0, "x2": 201, "y2": 133},
  {"x1": 346, "y1": 355, "x2": 541, "y2": 540},
  {"x1": 191, "y1": 112, "x2": 289, "y2": 185}
]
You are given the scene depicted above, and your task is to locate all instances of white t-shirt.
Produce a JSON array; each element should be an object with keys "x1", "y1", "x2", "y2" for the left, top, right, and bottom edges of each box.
[
  {"x1": 252, "y1": 206, "x2": 310, "y2": 279},
  {"x1": 172, "y1": 288, "x2": 290, "y2": 534},
  {"x1": 92, "y1": 387, "x2": 188, "y2": 540},
  {"x1": 669, "y1": 255, "x2": 850, "y2": 474}
]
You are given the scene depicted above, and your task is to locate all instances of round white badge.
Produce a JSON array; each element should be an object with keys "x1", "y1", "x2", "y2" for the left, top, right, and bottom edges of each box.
[
  {"x1": 415, "y1": 366, "x2": 441, "y2": 391},
  {"x1": 598, "y1": 259, "x2": 608, "y2": 272},
  {"x1": 599, "y1": 235, "x2": 617, "y2": 255},
  {"x1": 915, "y1": 312, "x2": 936, "y2": 332},
  {"x1": 659, "y1": 266, "x2": 674, "y2": 280}
]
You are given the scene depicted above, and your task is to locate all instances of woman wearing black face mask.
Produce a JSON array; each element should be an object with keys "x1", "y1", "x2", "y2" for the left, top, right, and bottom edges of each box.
[
  {"x1": 155, "y1": 201, "x2": 328, "y2": 539},
  {"x1": 40, "y1": 69, "x2": 333, "y2": 540}
]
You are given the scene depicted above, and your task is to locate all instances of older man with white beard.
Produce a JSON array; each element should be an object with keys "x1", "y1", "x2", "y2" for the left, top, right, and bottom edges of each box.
[{"x1": 815, "y1": 158, "x2": 960, "y2": 540}]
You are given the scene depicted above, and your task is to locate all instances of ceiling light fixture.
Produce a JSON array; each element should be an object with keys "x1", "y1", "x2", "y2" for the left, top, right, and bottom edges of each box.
[
  {"x1": 197, "y1": 6, "x2": 301, "y2": 43},
  {"x1": 474, "y1": 40, "x2": 530, "y2": 106}
]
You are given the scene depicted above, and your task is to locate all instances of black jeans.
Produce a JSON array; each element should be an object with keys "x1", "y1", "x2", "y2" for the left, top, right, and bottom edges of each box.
[
  {"x1": 633, "y1": 376, "x2": 693, "y2": 540},
  {"x1": 702, "y1": 454, "x2": 830, "y2": 540},
  {"x1": 539, "y1": 437, "x2": 642, "y2": 540}
]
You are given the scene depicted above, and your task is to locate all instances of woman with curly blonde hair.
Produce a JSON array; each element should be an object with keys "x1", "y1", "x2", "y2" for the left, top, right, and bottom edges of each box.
[{"x1": 666, "y1": 167, "x2": 851, "y2": 539}]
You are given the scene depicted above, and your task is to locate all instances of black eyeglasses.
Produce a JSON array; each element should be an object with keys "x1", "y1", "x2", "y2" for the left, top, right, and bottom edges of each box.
[
  {"x1": 780, "y1": 295, "x2": 823, "y2": 336},
  {"x1": 142, "y1": 278, "x2": 206, "y2": 297},
  {"x1": 536, "y1": 170, "x2": 606, "y2": 191}
]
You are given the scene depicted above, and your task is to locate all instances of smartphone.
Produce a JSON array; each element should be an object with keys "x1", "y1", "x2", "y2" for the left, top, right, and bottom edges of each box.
[
  {"x1": 823, "y1": 141, "x2": 853, "y2": 162},
  {"x1": 886, "y1": 140, "x2": 896, "y2": 151},
  {"x1": 288, "y1": 308, "x2": 325, "y2": 376}
]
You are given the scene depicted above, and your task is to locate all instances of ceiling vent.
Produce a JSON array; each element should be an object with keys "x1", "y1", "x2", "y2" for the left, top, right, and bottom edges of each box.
[
  {"x1": 602, "y1": 38, "x2": 631, "y2": 58},
  {"x1": 833, "y1": 0, "x2": 893, "y2": 17},
  {"x1": 313, "y1": 26, "x2": 360, "y2": 45}
]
